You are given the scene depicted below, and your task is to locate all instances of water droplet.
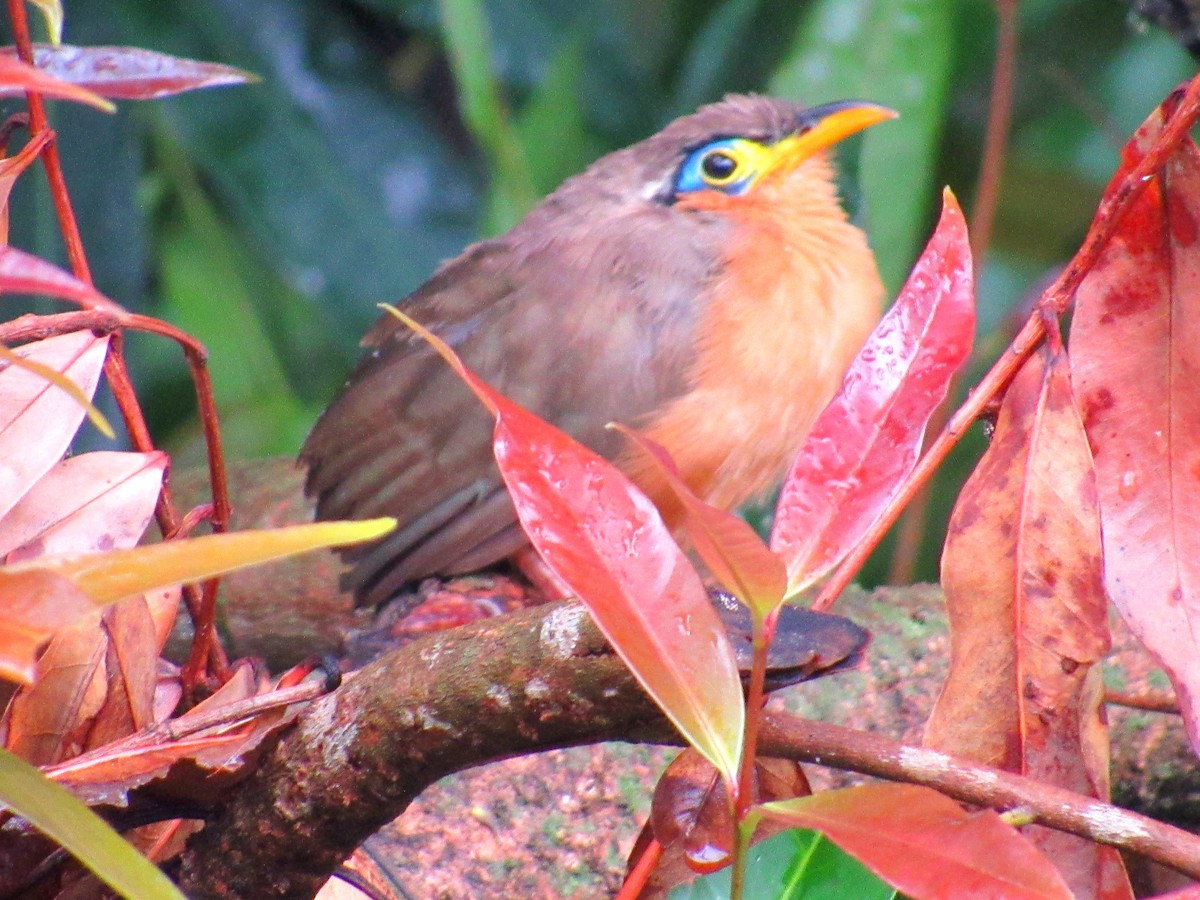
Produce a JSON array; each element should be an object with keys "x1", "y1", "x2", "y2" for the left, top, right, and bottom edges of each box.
[
  {"x1": 685, "y1": 841, "x2": 730, "y2": 873},
  {"x1": 1118, "y1": 469, "x2": 1140, "y2": 500}
]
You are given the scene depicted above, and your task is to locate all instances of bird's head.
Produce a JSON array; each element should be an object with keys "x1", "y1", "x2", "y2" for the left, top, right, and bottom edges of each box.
[{"x1": 665, "y1": 99, "x2": 896, "y2": 205}]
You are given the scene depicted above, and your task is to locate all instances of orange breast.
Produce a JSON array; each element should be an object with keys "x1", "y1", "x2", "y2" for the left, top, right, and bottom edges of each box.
[{"x1": 622, "y1": 154, "x2": 884, "y2": 522}]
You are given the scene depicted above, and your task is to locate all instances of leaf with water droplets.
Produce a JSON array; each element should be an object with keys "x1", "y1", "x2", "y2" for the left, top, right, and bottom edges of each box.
[
  {"x1": 770, "y1": 190, "x2": 975, "y2": 595},
  {"x1": 614, "y1": 424, "x2": 785, "y2": 618},
  {"x1": 383, "y1": 306, "x2": 745, "y2": 785},
  {"x1": 1069, "y1": 95, "x2": 1200, "y2": 757}
]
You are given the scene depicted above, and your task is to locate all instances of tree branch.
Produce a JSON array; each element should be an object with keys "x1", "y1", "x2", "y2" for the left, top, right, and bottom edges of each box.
[{"x1": 178, "y1": 597, "x2": 1200, "y2": 898}]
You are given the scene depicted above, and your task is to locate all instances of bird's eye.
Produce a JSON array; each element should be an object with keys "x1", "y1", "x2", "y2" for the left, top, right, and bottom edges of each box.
[{"x1": 700, "y1": 150, "x2": 739, "y2": 184}]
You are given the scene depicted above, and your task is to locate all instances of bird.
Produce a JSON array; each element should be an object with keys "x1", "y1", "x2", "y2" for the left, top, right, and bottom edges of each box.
[{"x1": 301, "y1": 94, "x2": 892, "y2": 610}]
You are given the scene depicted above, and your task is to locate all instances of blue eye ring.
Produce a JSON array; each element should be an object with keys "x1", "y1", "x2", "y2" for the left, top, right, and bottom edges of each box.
[{"x1": 674, "y1": 138, "x2": 754, "y2": 197}]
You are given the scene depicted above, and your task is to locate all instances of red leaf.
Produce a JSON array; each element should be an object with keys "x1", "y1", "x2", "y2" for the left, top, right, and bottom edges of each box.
[
  {"x1": 386, "y1": 307, "x2": 744, "y2": 784},
  {"x1": 0, "y1": 54, "x2": 113, "y2": 110},
  {"x1": 0, "y1": 332, "x2": 109, "y2": 522},
  {"x1": 616, "y1": 425, "x2": 786, "y2": 617},
  {"x1": 0, "y1": 569, "x2": 97, "y2": 684},
  {"x1": 0, "y1": 245, "x2": 118, "y2": 309},
  {"x1": 0, "y1": 133, "x2": 49, "y2": 243},
  {"x1": 0, "y1": 44, "x2": 256, "y2": 100},
  {"x1": 0, "y1": 451, "x2": 166, "y2": 561},
  {"x1": 926, "y1": 347, "x2": 1130, "y2": 898},
  {"x1": 1069, "y1": 97, "x2": 1200, "y2": 755},
  {"x1": 770, "y1": 190, "x2": 974, "y2": 594},
  {"x1": 761, "y1": 783, "x2": 1073, "y2": 900}
]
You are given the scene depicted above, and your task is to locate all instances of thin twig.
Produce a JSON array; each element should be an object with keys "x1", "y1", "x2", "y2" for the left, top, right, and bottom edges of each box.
[
  {"x1": 760, "y1": 711, "x2": 1200, "y2": 880},
  {"x1": 1105, "y1": 688, "x2": 1180, "y2": 715}
]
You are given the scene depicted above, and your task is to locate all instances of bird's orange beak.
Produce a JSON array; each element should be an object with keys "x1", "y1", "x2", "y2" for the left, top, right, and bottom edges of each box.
[{"x1": 759, "y1": 101, "x2": 897, "y2": 183}]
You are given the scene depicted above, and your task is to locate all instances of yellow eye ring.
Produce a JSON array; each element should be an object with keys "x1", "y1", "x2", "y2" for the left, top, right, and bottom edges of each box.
[{"x1": 699, "y1": 149, "x2": 741, "y2": 185}]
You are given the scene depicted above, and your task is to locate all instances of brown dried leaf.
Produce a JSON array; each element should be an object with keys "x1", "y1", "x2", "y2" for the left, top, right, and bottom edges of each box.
[
  {"x1": 0, "y1": 568, "x2": 97, "y2": 684},
  {"x1": 4, "y1": 606, "x2": 107, "y2": 765},
  {"x1": 927, "y1": 347, "x2": 1129, "y2": 898}
]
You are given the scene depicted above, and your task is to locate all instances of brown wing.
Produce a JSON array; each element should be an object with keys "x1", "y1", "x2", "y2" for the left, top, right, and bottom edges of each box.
[{"x1": 301, "y1": 205, "x2": 721, "y2": 607}]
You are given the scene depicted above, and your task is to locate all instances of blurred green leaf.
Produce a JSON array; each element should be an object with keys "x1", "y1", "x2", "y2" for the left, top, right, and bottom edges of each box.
[
  {"x1": 0, "y1": 748, "x2": 184, "y2": 899},
  {"x1": 108, "y1": 0, "x2": 480, "y2": 340},
  {"x1": 669, "y1": 828, "x2": 897, "y2": 899},
  {"x1": 438, "y1": 0, "x2": 538, "y2": 233},
  {"x1": 770, "y1": 0, "x2": 957, "y2": 296},
  {"x1": 154, "y1": 131, "x2": 315, "y2": 459},
  {"x1": 514, "y1": 40, "x2": 600, "y2": 196}
]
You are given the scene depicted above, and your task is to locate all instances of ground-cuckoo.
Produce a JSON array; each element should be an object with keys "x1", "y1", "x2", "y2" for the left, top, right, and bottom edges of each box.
[{"x1": 301, "y1": 94, "x2": 891, "y2": 608}]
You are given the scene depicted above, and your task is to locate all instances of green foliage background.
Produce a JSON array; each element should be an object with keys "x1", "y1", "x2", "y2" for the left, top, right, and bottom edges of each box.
[{"x1": 7, "y1": 0, "x2": 1193, "y2": 582}]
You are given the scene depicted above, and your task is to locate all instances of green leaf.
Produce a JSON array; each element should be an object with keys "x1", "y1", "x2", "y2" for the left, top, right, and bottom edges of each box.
[
  {"x1": 438, "y1": 0, "x2": 538, "y2": 233},
  {"x1": 513, "y1": 40, "x2": 600, "y2": 196},
  {"x1": 669, "y1": 828, "x2": 897, "y2": 899},
  {"x1": 155, "y1": 131, "x2": 313, "y2": 458},
  {"x1": 0, "y1": 748, "x2": 184, "y2": 899},
  {"x1": 770, "y1": 0, "x2": 957, "y2": 295}
]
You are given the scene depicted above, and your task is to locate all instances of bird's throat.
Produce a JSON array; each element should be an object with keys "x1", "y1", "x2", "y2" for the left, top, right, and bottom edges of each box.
[{"x1": 626, "y1": 159, "x2": 884, "y2": 520}]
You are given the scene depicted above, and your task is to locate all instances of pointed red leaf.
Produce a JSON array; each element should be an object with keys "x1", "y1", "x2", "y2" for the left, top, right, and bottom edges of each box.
[
  {"x1": 1069, "y1": 98, "x2": 1200, "y2": 755},
  {"x1": 0, "y1": 45, "x2": 256, "y2": 100},
  {"x1": 0, "y1": 133, "x2": 49, "y2": 243},
  {"x1": 926, "y1": 347, "x2": 1130, "y2": 898},
  {"x1": 616, "y1": 425, "x2": 786, "y2": 617},
  {"x1": 387, "y1": 307, "x2": 744, "y2": 784},
  {"x1": 761, "y1": 783, "x2": 1073, "y2": 900},
  {"x1": 0, "y1": 245, "x2": 118, "y2": 309},
  {"x1": 0, "y1": 331, "x2": 109, "y2": 521},
  {"x1": 770, "y1": 190, "x2": 974, "y2": 594},
  {"x1": 0, "y1": 54, "x2": 113, "y2": 110}
]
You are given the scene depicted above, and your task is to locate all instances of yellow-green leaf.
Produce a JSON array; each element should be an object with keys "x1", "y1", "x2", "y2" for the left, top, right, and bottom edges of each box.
[
  {"x1": 0, "y1": 747, "x2": 184, "y2": 899},
  {"x1": 6, "y1": 518, "x2": 395, "y2": 603}
]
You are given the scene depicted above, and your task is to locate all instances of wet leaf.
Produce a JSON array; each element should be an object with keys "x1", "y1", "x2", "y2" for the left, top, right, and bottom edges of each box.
[
  {"x1": 670, "y1": 828, "x2": 897, "y2": 899},
  {"x1": 770, "y1": 190, "x2": 974, "y2": 595},
  {"x1": 0, "y1": 451, "x2": 166, "y2": 561},
  {"x1": 1069, "y1": 96, "x2": 1200, "y2": 756},
  {"x1": 389, "y1": 306, "x2": 744, "y2": 785},
  {"x1": 616, "y1": 425, "x2": 786, "y2": 617},
  {"x1": 0, "y1": 53, "x2": 113, "y2": 110},
  {"x1": 26, "y1": 0, "x2": 63, "y2": 45},
  {"x1": 926, "y1": 347, "x2": 1129, "y2": 898},
  {"x1": 0, "y1": 748, "x2": 184, "y2": 899},
  {"x1": 649, "y1": 748, "x2": 808, "y2": 885},
  {"x1": 760, "y1": 783, "x2": 1073, "y2": 899},
  {"x1": 0, "y1": 44, "x2": 256, "y2": 99},
  {"x1": 48, "y1": 664, "x2": 302, "y2": 807},
  {"x1": 0, "y1": 332, "x2": 109, "y2": 522}
]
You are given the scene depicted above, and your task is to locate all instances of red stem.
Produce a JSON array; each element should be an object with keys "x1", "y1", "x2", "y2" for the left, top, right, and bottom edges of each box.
[
  {"x1": 614, "y1": 837, "x2": 662, "y2": 900},
  {"x1": 3, "y1": 6, "x2": 236, "y2": 687}
]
